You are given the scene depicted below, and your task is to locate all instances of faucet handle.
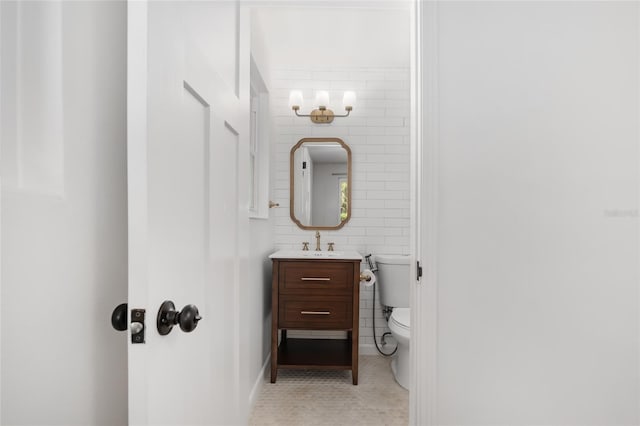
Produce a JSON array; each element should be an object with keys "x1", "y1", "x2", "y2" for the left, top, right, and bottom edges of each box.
[
  {"x1": 327, "y1": 242, "x2": 335, "y2": 251},
  {"x1": 302, "y1": 242, "x2": 309, "y2": 251}
]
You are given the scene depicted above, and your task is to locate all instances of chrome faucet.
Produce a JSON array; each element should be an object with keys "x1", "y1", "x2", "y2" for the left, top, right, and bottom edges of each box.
[{"x1": 315, "y1": 231, "x2": 321, "y2": 251}]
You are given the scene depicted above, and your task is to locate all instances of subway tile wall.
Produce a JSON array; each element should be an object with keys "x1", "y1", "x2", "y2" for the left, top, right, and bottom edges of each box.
[{"x1": 269, "y1": 67, "x2": 411, "y2": 350}]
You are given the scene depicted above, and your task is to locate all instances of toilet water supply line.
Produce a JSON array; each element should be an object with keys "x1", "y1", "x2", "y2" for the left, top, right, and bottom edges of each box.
[{"x1": 365, "y1": 254, "x2": 398, "y2": 357}]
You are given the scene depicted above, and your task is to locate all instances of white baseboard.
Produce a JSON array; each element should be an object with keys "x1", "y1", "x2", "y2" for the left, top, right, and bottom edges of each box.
[{"x1": 249, "y1": 354, "x2": 270, "y2": 412}]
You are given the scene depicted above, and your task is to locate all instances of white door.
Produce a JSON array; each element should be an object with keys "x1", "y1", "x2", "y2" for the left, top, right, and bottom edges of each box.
[{"x1": 128, "y1": 2, "x2": 242, "y2": 425}]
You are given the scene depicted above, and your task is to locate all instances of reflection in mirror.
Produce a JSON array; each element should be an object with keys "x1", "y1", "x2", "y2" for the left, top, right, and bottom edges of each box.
[{"x1": 290, "y1": 138, "x2": 351, "y2": 230}]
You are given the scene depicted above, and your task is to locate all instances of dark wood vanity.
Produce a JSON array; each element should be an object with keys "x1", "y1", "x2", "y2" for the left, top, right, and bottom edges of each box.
[{"x1": 270, "y1": 254, "x2": 361, "y2": 384}]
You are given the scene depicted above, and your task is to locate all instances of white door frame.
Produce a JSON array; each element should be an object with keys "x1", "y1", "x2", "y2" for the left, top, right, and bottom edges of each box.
[
  {"x1": 127, "y1": 2, "x2": 149, "y2": 423},
  {"x1": 409, "y1": 1, "x2": 438, "y2": 425}
]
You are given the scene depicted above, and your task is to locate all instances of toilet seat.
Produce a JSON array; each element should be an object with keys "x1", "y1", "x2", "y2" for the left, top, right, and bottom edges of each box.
[{"x1": 389, "y1": 308, "x2": 410, "y2": 339}]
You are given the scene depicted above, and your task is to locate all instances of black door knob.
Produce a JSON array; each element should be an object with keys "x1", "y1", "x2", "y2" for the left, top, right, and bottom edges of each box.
[
  {"x1": 157, "y1": 301, "x2": 202, "y2": 335},
  {"x1": 177, "y1": 304, "x2": 202, "y2": 332},
  {"x1": 111, "y1": 303, "x2": 128, "y2": 331}
]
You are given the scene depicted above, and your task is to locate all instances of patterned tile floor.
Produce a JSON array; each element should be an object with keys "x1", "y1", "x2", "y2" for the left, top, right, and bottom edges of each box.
[{"x1": 249, "y1": 355, "x2": 409, "y2": 426}]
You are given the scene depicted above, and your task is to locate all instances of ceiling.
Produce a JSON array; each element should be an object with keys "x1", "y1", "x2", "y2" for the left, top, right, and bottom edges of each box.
[
  {"x1": 251, "y1": 4, "x2": 411, "y2": 69},
  {"x1": 307, "y1": 144, "x2": 348, "y2": 164}
]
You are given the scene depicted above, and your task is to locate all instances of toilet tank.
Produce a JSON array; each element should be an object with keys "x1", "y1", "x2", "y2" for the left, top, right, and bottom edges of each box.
[{"x1": 375, "y1": 254, "x2": 410, "y2": 308}]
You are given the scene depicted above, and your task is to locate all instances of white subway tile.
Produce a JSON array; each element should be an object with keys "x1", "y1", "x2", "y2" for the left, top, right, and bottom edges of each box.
[
  {"x1": 278, "y1": 126, "x2": 308, "y2": 135},
  {"x1": 384, "y1": 162, "x2": 410, "y2": 172},
  {"x1": 384, "y1": 181, "x2": 409, "y2": 191},
  {"x1": 272, "y1": 69, "x2": 313, "y2": 80},
  {"x1": 350, "y1": 217, "x2": 385, "y2": 227},
  {"x1": 331, "y1": 80, "x2": 366, "y2": 90},
  {"x1": 385, "y1": 107, "x2": 410, "y2": 117},
  {"x1": 331, "y1": 118, "x2": 367, "y2": 127},
  {"x1": 385, "y1": 126, "x2": 410, "y2": 136},
  {"x1": 364, "y1": 209, "x2": 388, "y2": 218},
  {"x1": 385, "y1": 70, "x2": 409, "y2": 81},
  {"x1": 366, "y1": 135, "x2": 404, "y2": 145},
  {"x1": 287, "y1": 79, "x2": 332, "y2": 90},
  {"x1": 385, "y1": 144, "x2": 409, "y2": 154},
  {"x1": 384, "y1": 209, "x2": 409, "y2": 219},
  {"x1": 365, "y1": 154, "x2": 407, "y2": 164},
  {"x1": 366, "y1": 117, "x2": 404, "y2": 127},
  {"x1": 353, "y1": 107, "x2": 386, "y2": 118},
  {"x1": 348, "y1": 71, "x2": 386, "y2": 81},
  {"x1": 351, "y1": 189, "x2": 368, "y2": 200},
  {"x1": 348, "y1": 126, "x2": 386, "y2": 136},
  {"x1": 312, "y1": 71, "x2": 349, "y2": 81},
  {"x1": 385, "y1": 90, "x2": 410, "y2": 100},
  {"x1": 270, "y1": 66, "x2": 410, "y2": 343},
  {"x1": 384, "y1": 218, "x2": 410, "y2": 227},
  {"x1": 372, "y1": 190, "x2": 408, "y2": 200},
  {"x1": 274, "y1": 116, "x2": 294, "y2": 127},
  {"x1": 385, "y1": 99, "x2": 409, "y2": 109},
  {"x1": 367, "y1": 172, "x2": 408, "y2": 182},
  {"x1": 385, "y1": 236, "x2": 409, "y2": 246},
  {"x1": 357, "y1": 199, "x2": 386, "y2": 209},
  {"x1": 355, "y1": 90, "x2": 386, "y2": 100},
  {"x1": 366, "y1": 79, "x2": 405, "y2": 90}
]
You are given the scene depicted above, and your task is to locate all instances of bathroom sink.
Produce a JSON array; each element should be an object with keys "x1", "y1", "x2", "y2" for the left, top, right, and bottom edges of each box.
[
  {"x1": 269, "y1": 250, "x2": 362, "y2": 260},
  {"x1": 305, "y1": 251, "x2": 343, "y2": 258}
]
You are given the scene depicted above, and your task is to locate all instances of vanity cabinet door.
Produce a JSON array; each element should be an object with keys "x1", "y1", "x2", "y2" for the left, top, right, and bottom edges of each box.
[
  {"x1": 279, "y1": 261, "x2": 353, "y2": 295},
  {"x1": 279, "y1": 295, "x2": 352, "y2": 329}
]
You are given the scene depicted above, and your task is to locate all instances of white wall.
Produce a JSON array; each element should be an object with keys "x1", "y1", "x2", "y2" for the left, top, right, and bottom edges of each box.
[
  {"x1": 252, "y1": 7, "x2": 409, "y2": 69},
  {"x1": 246, "y1": 9, "x2": 275, "y2": 414},
  {"x1": 426, "y1": 2, "x2": 639, "y2": 424},
  {"x1": 247, "y1": 217, "x2": 274, "y2": 402},
  {"x1": 1, "y1": 1, "x2": 128, "y2": 424},
  {"x1": 270, "y1": 66, "x2": 411, "y2": 349}
]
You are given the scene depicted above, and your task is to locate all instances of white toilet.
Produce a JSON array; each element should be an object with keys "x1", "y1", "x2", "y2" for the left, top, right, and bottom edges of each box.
[{"x1": 375, "y1": 254, "x2": 411, "y2": 390}]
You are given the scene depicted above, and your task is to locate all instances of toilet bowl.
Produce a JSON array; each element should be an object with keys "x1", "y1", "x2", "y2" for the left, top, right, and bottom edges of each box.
[
  {"x1": 388, "y1": 307, "x2": 410, "y2": 390},
  {"x1": 375, "y1": 254, "x2": 411, "y2": 390}
]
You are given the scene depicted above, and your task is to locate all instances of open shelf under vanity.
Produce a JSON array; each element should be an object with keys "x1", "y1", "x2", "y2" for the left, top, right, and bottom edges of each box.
[{"x1": 277, "y1": 337, "x2": 353, "y2": 370}]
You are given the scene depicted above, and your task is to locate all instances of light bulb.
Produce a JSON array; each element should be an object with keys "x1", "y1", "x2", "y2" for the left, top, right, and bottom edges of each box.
[
  {"x1": 315, "y1": 91, "x2": 330, "y2": 109},
  {"x1": 288, "y1": 91, "x2": 303, "y2": 110},
  {"x1": 342, "y1": 91, "x2": 356, "y2": 111}
]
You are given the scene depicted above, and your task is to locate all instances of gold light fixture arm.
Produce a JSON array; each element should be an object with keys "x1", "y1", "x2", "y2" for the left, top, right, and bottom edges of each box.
[
  {"x1": 292, "y1": 105, "x2": 352, "y2": 124},
  {"x1": 292, "y1": 106, "x2": 311, "y2": 117},
  {"x1": 332, "y1": 107, "x2": 352, "y2": 118}
]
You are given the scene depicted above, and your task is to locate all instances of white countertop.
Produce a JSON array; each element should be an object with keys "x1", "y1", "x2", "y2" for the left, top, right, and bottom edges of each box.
[{"x1": 269, "y1": 249, "x2": 363, "y2": 260}]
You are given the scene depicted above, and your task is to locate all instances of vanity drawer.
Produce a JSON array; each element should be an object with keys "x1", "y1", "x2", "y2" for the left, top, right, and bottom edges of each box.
[
  {"x1": 279, "y1": 261, "x2": 354, "y2": 295},
  {"x1": 279, "y1": 295, "x2": 352, "y2": 329}
]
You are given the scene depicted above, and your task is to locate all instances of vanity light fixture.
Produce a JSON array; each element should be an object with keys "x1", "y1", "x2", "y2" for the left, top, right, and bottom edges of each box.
[{"x1": 288, "y1": 90, "x2": 356, "y2": 124}]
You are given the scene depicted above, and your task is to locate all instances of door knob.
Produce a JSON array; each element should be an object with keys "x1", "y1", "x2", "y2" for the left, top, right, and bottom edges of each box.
[
  {"x1": 111, "y1": 303, "x2": 128, "y2": 331},
  {"x1": 156, "y1": 300, "x2": 202, "y2": 335}
]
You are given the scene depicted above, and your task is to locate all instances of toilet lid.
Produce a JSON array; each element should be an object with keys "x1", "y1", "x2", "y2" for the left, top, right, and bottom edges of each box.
[{"x1": 390, "y1": 308, "x2": 410, "y2": 329}]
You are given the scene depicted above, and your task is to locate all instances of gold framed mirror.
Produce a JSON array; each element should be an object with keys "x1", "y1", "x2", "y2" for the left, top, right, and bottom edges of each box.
[{"x1": 290, "y1": 137, "x2": 351, "y2": 230}]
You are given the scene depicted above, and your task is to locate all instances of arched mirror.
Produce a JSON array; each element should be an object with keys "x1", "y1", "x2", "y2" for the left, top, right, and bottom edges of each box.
[{"x1": 290, "y1": 137, "x2": 351, "y2": 230}]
